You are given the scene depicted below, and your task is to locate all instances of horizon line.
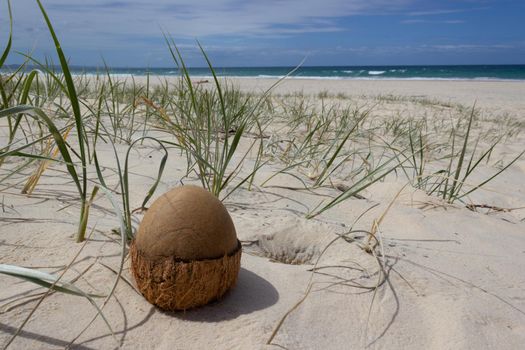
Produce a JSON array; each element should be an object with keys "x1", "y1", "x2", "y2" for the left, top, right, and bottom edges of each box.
[{"x1": 3, "y1": 63, "x2": 525, "y2": 70}]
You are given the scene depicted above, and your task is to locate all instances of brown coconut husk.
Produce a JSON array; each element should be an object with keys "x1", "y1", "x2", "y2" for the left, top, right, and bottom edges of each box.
[
  {"x1": 134, "y1": 185, "x2": 238, "y2": 261},
  {"x1": 130, "y1": 239, "x2": 242, "y2": 311}
]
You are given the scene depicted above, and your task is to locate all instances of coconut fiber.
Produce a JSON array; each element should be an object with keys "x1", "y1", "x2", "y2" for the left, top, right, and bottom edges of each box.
[{"x1": 130, "y1": 240, "x2": 241, "y2": 310}]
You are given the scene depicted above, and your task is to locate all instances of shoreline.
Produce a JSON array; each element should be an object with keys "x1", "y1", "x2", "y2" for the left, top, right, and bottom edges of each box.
[
  {"x1": 4, "y1": 62, "x2": 525, "y2": 81},
  {"x1": 71, "y1": 73, "x2": 525, "y2": 82}
]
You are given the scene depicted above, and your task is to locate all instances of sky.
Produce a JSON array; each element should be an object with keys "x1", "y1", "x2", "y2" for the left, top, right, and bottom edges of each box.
[{"x1": 1, "y1": 0, "x2": 524, "y2": 67}]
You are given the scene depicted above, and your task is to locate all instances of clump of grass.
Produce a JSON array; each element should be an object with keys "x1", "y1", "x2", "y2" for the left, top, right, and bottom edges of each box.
[
  {"x1": 392, "y1": 106, "x2": 524, "y2": 203},
  {"x1": 428, "y1": 107, "x2": 524, "y2": 203},
  {"x1": 151, "y1": 37, "x2": 272, "y2": 200},
  {"x1": 261, "y1": 96, "x2": 405, "y2": 218}
]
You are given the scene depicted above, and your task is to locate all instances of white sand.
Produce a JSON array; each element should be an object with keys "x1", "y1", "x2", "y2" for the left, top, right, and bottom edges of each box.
[
  {"x1": 232, "y1": 78, "x2": 525, "y2": 113},
  {"x1": 1, "y1": 78, "x2": 524, "y2": 349}
]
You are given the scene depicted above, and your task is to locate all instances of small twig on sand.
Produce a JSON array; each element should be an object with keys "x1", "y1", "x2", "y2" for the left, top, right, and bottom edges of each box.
[{"x1": 466, "y1": 203, "x2": 524, "y2": 213}]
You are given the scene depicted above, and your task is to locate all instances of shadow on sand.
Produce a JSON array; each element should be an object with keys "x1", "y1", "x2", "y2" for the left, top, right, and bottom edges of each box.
[{"x1": 162, "y1": 267, "x2": 279, "y2": 322}]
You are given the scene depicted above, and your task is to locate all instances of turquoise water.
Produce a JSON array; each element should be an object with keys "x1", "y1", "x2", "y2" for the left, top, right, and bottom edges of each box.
[{"x1": 5, "y1": 64, "x2": 525, "y2": 80}]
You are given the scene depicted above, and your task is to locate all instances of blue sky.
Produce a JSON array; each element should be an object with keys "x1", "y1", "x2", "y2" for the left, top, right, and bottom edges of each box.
[{"x1": 1, "y1": 0, "x2": 524, "y2": 67}]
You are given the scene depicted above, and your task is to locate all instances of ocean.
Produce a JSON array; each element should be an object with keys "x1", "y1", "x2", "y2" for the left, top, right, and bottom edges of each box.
[{"x1": 4, "y1": 64, "x2": 525, "y2": 80}]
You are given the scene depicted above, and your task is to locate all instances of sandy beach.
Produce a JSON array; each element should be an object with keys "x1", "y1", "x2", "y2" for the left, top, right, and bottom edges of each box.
[
  {"x1": 233, "y1": 77, "x2": 525, "y2": 104},
  {"x1": 1, "y1": 77, "x2": 525, "y2": 349}
]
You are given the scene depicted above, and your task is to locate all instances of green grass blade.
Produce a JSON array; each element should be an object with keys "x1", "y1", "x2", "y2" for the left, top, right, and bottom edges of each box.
[
  {"x1": 457, "y1": 150, "x2": 525, "y2": 200},
  {"x1": 0, "y1": 0, "x2": 12, "y2": 68},
  {"x1": 0, "y1": 105, "x2": 82, "y2": 194},
  {"x1": 315, "y1": 113, "x2": 367, "y2": 186},
  {"x1": 124, "y1": 137, "x2": 169, "y2": 210},
  {"x1": 0, "y1": 264, "x2": 104, "y2": 298},
  {"x1": 442, "y1": 128, "x2": 456, "y2": 199},
  {"x1": 36, "y1": 0, "x2": 87, "y2": 195},
  {"x1": 448, "y1": 106, "x2": 475, "y2": 201},
  {"x1": 197, "y1": 41, "x2": 227, "y2": 128},
  {"x1": 307, "y1": 154, "x2": 407, "y2": 218}
]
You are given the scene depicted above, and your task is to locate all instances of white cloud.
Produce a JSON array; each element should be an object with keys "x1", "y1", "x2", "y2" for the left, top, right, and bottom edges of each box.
[
  {"x1": 401, "y1": 19, "x2": 465, "y2": 24},
  {"x1": 407, "y1": 9, "x2": 468, "y2": 16},
  {"x1": 5, "y1": 0, "x2": 411, "y2": 47},
  {"x1": 406, "y1": 6, "x2": 488, "y2": 17},
  {"x1": 423, "y1": 44, "x2": 517, "y2": 51}
]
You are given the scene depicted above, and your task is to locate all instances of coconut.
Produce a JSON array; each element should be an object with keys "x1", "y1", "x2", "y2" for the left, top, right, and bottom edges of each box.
[{"x1": 130, "y1": 185, "x2": 241, "y2": 311}]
